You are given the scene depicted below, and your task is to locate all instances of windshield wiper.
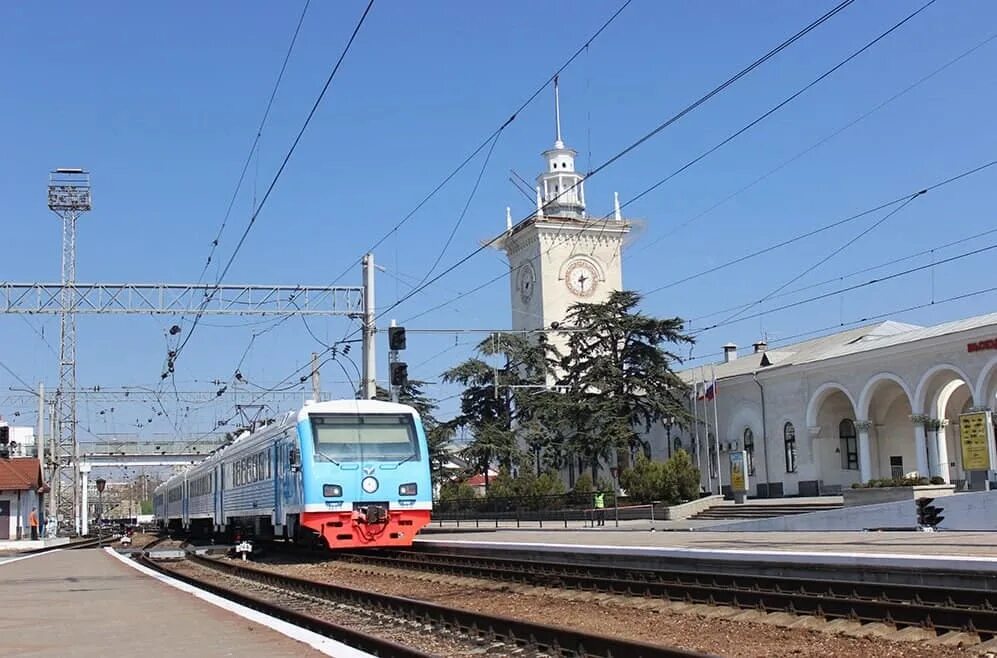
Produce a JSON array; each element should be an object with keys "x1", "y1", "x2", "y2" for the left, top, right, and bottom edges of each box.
[
  {"x1": 394, "y1": 453, "x2": 417, "y2": 467},
  {"x1": 314, "y1": 449, "x2": 341, "y2": 465}
]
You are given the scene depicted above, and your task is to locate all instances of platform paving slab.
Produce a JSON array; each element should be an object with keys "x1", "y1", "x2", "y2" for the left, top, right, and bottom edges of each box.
[{"x1": 0, "y1": 548, "x2": 330, "y2": 658}]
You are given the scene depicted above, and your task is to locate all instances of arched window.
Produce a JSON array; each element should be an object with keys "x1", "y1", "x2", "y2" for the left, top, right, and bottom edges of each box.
[
  {"x1": 839, "y1": 419, "x2": 858, "y2": 470},
  {"x1": 784, "y1": 422, "x2": 797, "y2": 473},
  {"x1": 743, "y1": 428, "x2": 756, "y2": 476}
]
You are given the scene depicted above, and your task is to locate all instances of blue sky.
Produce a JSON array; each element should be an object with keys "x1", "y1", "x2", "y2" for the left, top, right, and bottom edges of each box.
[{"x1": 1, "y1": 0, "x2": 996, "y2": 440}]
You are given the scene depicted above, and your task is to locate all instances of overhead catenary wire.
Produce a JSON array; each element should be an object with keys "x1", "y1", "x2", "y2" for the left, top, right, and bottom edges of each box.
[
  {"x1": 371, "y1": 1, "x2": 860, "y2": 328},
  {"x1": 633, "y1": 29, "x2": 997, "y2": 256},
  {"x1": 398, "y1": 7, "x2": 981, "y2": 323},
  {"x1": 709, "y1": 192, "x2": 924, "y2": 330},
  {"x1": 643, "y1": 158, "x2": 997, "y2": 296},
  {"x1": 582, "y1": 0, "x2": 940, "y2": 259},
  {"x1": 173, "y1": 0, "x2": 375, "y2": 367},
  {"x1": 682, "y1": 284, "x2": 997, "y2": 367},
  {"x1": 171, "y1": 1, "x2": 855, "y2": 436},
  {"x1": 690, "y1": 237, "x2": 997, "y2": 336},
  {"x1": 689, "y1": 224, "x2": 997, "y2": 323},
  {"x1": 193, "y1": 0, "x2": 312, "y2": 289},
  {"x1": 323, "y1": 0, "x2": 636, "y2": 290}
]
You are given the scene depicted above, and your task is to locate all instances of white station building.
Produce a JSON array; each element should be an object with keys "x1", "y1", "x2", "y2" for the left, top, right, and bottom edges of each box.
[
  {"x1": 643, "y1": 313, "x2": 997, "y2": 498},
  {"x1": 494, "y1": 83, "x2": 997, "y2": 498}
]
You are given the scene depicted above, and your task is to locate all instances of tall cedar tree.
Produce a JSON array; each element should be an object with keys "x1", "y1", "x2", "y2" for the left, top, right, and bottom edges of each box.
[
  {"x1": 550, "y1": 290, "x2": 693, "y2": 479},
  {"x1": 441, "y1": 333, "x2": 545, "y2": 492}
]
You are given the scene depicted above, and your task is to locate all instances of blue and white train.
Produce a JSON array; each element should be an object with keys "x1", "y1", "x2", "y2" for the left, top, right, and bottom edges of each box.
[{"x1": 153, "y1": 399, "x2": 433, "y2": 549}]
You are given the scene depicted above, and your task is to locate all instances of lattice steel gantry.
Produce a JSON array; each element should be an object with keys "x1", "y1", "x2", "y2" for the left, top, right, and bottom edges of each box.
[{"x1": 47, "y1": 168, "x2": 91, "y2": 533}]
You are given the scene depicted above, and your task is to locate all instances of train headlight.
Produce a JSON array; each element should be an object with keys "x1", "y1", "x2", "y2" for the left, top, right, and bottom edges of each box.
[
  {"x1": 398, "y1": 483, "x2": 418, "y2": 496},
  {"x1": 361, "y1": 476, "x2": 379, "y2": 493},
  {"x1": 323, "y1": 484, "x2": 343, "y2": 498}
]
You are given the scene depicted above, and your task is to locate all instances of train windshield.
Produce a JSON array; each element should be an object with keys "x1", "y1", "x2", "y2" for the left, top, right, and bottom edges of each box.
[{"x1": 310, "y1": 414, "x2": 420, "y2": 462}]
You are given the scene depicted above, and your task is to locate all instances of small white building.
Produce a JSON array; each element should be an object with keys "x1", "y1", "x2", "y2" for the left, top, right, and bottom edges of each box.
[{"x1": 644, "y1": 312, "x2": 997, "y2": 498}]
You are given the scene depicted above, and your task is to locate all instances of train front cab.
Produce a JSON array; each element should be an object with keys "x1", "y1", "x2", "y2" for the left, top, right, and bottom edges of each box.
[{"x1": 296, "y1": 404, "x2": 432, "y2": 549}]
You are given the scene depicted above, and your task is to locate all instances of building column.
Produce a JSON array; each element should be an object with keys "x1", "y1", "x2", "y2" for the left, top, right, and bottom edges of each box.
[
  {"x1": 936, "y1": 419, "x2": 951, "y2": 484},
  {"x1": 79, "y1": 463, "x2": 91, "y2": 537},
  {"x1": 925, "y1": 418, "x2": 941, "y2": 478},
  {"x1": 909, "y1": 415, "x2": 930, "y2": 478},
  {"x1": 855, "y1": 420, "x2": 873, "y2": 483}
]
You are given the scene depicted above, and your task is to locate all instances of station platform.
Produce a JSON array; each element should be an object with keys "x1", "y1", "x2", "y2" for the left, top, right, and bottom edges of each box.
[
  {"x1": 416, "y1": 528, "x2": 997, "y2": 575},
  {"x1": 0, "y1": 548, "x2": 361, "y2": 657}
]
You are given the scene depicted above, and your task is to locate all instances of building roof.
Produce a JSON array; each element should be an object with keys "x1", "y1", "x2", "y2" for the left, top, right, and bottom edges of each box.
[
  {"x1": 797, "y1": 312, "x2": 997, "y2": 364},
  {"x1": 0, "y1": 458, "x2": 44, "y2": 491},
  {"x1": 685, "y1": 311, "x2": 997, "y2": 382}
]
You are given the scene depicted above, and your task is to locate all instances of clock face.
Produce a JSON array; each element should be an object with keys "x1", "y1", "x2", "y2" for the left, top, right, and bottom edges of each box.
[
  {"x1": 565, "y1": 260, "x2": 598, "y2": 297},
  {"x1": 516, "y1": 262, "x2": 536, "y2": 304}
]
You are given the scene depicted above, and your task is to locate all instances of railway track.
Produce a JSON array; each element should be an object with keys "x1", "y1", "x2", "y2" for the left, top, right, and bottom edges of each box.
[
  {"x1": 139, "y1": 550, "x2": 710, "y2": 658},
  {"x1": 17, "y1": 534, "x2": 120, "y2": 554},
  {"x1": 339, "y1": 547, "x2": 997, "y2": 640}
]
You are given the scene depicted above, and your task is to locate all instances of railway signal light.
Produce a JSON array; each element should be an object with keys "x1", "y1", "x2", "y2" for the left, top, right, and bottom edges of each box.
[
  {"x1": 390, "y1": 362, "x2": 408, "y2": 387},
  {"x1": 916, "y1": 497, "x2": 944, "y2": 529},
  {"x1": 388, "y1": 326, "x2": 407, "y2": 351}
]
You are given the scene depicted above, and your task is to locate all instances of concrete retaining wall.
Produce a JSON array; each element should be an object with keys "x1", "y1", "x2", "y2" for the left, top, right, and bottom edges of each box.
[
  {"x1": 662, "y1": 495, "x2": 723, "y2": 520},
  {"x1": 702, "y1": 490, "x2": 997, "y2": 531},
  {"x1": 842, "y1": 484, "x2": 956, "y2": 507}
]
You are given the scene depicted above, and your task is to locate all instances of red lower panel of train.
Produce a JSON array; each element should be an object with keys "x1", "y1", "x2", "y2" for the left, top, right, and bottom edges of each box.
[{"x1": 301, "y1": 508, "x2": 431, "y2": 549}]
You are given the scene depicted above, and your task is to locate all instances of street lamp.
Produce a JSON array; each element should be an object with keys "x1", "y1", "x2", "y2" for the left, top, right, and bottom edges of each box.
[
  {"x1": 95, "y1": 478, "x2": 106, "y2": 547},
  {"x1": 664, "y1": 416, "x2": 675, "y2": 458}
]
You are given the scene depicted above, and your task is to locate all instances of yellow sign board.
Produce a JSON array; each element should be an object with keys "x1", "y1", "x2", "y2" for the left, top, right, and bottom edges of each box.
[
  {"x1": 959, "y1": 412, "x2": 991, "y2": 471},
  {"x1": 729, "y1": 450, "x2": 748, "y2": 492}
]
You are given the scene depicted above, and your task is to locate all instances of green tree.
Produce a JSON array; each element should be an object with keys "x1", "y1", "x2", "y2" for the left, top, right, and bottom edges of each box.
[
  {"x1": 551, "y1": 290, "x2": 693, "y2": 479},
  {"x1": 442, "y1": 333, "x2": 545, "y2": 492}
]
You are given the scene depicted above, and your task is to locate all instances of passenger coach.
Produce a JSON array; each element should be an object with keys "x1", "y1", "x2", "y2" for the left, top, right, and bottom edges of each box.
[{"x1": 154, "y1": 399, "x2": 432, "y2": 549}]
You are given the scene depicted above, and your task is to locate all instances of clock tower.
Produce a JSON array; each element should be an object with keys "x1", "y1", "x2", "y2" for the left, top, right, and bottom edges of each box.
[{"x1": 493, "y1": 80, "x2": 630, "y2": 334}]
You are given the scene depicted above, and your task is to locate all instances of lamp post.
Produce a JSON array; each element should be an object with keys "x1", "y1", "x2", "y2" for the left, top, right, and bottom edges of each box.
[
  {"x1": 665, "y1": 416, "x2": 675, "y2": 459},
  {"x1": 95, "y1": 477, "x2": 106, "y2": 547}
]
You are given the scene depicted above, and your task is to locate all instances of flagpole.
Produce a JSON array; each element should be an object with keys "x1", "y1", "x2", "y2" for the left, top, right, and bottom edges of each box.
[
  {"x1": 691, "y1": 378, "x2": 703, "y2": 482},
  {"x1": 711, "y1": 364, "x2": 723, "y2": 495},
  {"x1": 700, "y1": 366, "x2": 714, "y2": 494}
]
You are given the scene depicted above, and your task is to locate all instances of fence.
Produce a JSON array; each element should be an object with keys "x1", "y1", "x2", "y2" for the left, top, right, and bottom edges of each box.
[{"x1": 430, "y1": 492, "x2": 661, "y2": 529}]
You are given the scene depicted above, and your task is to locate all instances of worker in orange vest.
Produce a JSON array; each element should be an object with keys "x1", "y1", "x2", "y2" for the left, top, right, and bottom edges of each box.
[{"x1": 28, "y1": 507, "x2": 39, "y2": 541}]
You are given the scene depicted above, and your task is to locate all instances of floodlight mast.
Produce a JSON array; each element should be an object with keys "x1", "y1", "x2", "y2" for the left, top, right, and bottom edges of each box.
[{"x1": 47, "y1": 168, "x2": 91, "y2": 534}]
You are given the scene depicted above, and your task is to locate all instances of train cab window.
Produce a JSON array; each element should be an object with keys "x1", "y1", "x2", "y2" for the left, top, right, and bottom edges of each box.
[{"x1": 311, "y1": 414, "x2": 420, "y2": 462}]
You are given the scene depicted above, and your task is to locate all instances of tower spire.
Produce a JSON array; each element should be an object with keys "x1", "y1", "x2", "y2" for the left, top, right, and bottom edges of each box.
[{"x1": 554, "y1": 75, "x2": 563, "y2": 149}]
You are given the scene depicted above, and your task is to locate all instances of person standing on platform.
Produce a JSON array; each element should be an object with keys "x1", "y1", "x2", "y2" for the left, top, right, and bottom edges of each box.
[
  {"x1": 593, "y1": 492, "x2": 605, "y2": 527},
  {"x1": 28, "y1": 507, "x2": 39, "y2": 541}
]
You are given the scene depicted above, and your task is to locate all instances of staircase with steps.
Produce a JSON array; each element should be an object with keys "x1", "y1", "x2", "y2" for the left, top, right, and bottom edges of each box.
[{"x1": 689, "y1": 500, "x2": 842, "y2": 521}]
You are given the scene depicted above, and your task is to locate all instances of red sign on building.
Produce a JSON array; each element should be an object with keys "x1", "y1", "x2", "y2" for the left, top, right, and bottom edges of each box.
[{"x1": 967, "y1": 339, "x2": 997, "y2": 353}]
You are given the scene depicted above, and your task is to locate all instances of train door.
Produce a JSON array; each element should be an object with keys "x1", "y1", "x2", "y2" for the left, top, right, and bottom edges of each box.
[
  {"x1": 182, "y1": 479, "x2": 189, "y2": 529},
  {"x1": 273, "y1": 441, "x2": 283, "y2": 529},
  {"x1": 214, "y1": 465, "x2": 224, "y2": 530}
]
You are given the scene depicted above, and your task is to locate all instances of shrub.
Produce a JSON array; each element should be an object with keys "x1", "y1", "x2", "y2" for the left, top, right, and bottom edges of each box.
[
  {"x1": 662, "y1": 449, "x2": 701, "y2": 503},
  {"x1": 619, "y1": 455, "x2": 665, "y2": 504},
  {"x1": 929, "y1": 476, "x2": 945, "y2": 485},
  {"x1": 617, "y1": 450, "x2": 700, "y2": 505}
]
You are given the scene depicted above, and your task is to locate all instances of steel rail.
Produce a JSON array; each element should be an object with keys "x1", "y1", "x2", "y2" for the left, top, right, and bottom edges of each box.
[
  {"x1": 184, "y1": 552, "x2": 710, "y2": 658},
  {"x1": 137, "y1": 553, "x2": 432, "y2": 658},
  {"x1": 343, "y1": 548, "x2": 997, "y2": 639}
]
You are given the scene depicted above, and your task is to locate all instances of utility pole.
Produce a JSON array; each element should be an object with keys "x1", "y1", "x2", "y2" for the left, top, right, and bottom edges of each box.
[
  {"x1": 362, "y1": 253, "x2": 377, "y2": 399},
  {"x1": 47, "y1": 168, "x2": 91, "y2": 534},
  {"x1": 311, "y1": 352, "x2": 321, "y2": 402},
  {"x1": 48, "y1": 402, "x2": 57, "y2": 534},
  {"x1": 37, "y1": 383, "x2": 44, "y2": 476}
]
